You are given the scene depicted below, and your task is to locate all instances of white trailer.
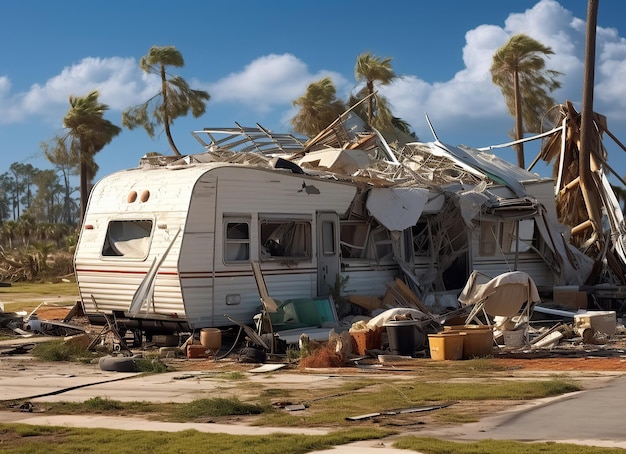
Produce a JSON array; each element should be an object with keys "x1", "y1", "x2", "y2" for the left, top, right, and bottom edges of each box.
[
  {"x1": 75, "y1": 122, "x2": 597, "y2": 336},
  {"x1": 74, "y1": 162, "x2": 358, "y2": 333}
]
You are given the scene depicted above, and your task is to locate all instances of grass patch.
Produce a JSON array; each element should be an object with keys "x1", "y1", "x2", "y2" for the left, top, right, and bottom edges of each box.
[
  {"x1": 169, "y1": 397, "x2": 269, "y2": 421},
  {"x1": 256, "y1": 378, "x2": 579, "y2": 427},
  {"x1": 260, "y1": 388, "x2": 293, "y2": 399},
  {"x1": 40, "y1": 378, "x2": 578, "y2": 426},
  {"x1": 133, "y1": 356, "x2": 168, "y2": 373},
  {"x1": 393, "y1": 436, "x2": 625, "y2": 453},
  {"x1": 31, "y1": 340, "x2": 93, "y2": 362},
  {"x1": 46, "y1": 397, "x2": 271, "y2": 422},
  {"x1": 44, "y1": 398, "x2": 155, "y2": 416},
  {"x1": 0, "y1": 423, "x2": 392, "y2": 454},
  {"x1": 0, "y1": 282, "x2": 78, "y2": 310},
  {"x1": 0, "y1": 281, "x2": 77, "y2": 294},
  {"x1": 455, "y1": 357, "x2": 509, "y2": 372},
  {"x1": 215, "y1": 371, "x2": 247, "y2": 380}
]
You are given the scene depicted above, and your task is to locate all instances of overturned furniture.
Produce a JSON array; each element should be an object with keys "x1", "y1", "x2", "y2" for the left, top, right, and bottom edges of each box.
[{"x1": 459, "y1": 271, "x2": 541, "y2": 346}]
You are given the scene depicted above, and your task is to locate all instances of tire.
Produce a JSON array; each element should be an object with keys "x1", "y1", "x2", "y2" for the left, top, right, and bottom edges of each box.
[
  {"x1": 98, "y1": 355, "x2": 136, "y2": 372},
  {"x1": 238, "y1": 347, "x2": 266, "y2": 364}
]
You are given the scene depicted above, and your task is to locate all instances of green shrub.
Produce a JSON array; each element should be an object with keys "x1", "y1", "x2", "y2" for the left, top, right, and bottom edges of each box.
[{"x1": 32, "y1": 340, "x2": 92, "y2": 362}]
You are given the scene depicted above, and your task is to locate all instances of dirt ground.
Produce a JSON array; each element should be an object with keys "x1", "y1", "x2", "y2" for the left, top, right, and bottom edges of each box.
[{"x1": 18, "y1": 306, "x2": 626, "y2": 374}]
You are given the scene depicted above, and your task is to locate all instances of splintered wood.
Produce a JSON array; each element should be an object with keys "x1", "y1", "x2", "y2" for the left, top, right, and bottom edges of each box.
[{"x1": 382, "y1": 279, "x2": 432, "y2": 316}]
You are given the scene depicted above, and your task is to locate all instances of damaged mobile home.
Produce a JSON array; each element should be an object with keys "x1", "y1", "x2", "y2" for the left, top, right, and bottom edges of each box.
[{"x1": 74, "y1": 105, "x2": 625, "y2": 338}]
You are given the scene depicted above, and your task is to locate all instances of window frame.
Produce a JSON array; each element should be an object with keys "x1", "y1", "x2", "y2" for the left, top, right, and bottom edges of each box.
[
  {"x1": 259, "y1": 214, "x2": 312, "y2": 262},
  {"x1": 223, "y1": 216, "x2": 251, "y2": 264},
  {"x1": 101, "y1": 218, "x2": 154, "y2": 260}
]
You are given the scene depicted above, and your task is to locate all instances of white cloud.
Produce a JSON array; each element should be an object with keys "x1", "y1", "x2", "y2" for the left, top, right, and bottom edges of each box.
[
  {"x1": 380, "y1": 0, "x2": 626, "y2": 141},
  {"x1": 208, "y1": 53, "x2": 347, "y2": 113},
  {"x1": 0, "y1": 57, "x2": 155, "y2": 125}
]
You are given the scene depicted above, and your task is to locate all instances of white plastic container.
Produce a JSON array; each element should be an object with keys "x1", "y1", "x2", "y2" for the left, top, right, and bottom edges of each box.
[{"x1": 574, "y1": 311, "x2": 616, "y2": 335}]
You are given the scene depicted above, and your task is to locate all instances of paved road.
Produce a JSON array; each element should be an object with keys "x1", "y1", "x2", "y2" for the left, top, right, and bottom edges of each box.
[{"x1": 416, "y1": 375, "x2": 626, "y2": 449}]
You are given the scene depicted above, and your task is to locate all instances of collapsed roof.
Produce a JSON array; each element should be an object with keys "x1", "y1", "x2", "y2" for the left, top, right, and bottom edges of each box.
[{"x1": 137, "y1": 103, "x2": 625, "y2": 291}]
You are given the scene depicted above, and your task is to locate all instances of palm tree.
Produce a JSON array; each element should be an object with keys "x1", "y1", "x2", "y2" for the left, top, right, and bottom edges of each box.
[
  {"x1": 31, "y1": 240, "x2": 56, "y2": 274},
  {"x1": 354, "y1": 52, "x2": 397, "y2": 128},
  {"x1": 491, "y1": 34, "x2": 562, "y2": 168},
  {"x1": 1, "y1": 220, "x2": 17, "y2": 249},
  {"x1": 291, "y1": 77, "x2": 346, "y2": 137},
  {"x1": 122, "y1": 45, "x2": 210, "y2": 156},
  {"x1": 16, "y1": 214, "x2": 36, "y2": 248},
  {"x1": 41, "y1": 136, "x2": 80, "y2": 226},
  {"x1": 63, "y1": 90, "x2": 121, "y2": 225}
]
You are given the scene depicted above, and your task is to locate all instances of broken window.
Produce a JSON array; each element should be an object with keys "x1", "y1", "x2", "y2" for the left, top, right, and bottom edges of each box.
[
  {"x1": 369, "y1": 226, "x2": 393, "y2": 263},
  {"x1": 102, "y1": 220, "x2": 153, "y2": 259},
  {"x1": 479, "y1": 219, "x2": 535, "y2": 256},
  {"x1": 340, "y1": 220, "x2": 393, "y2": 263},
  {"x1": 340, "y1": 221, "x2": 370, "y2": 258},
  {"x1": 411, "y1": 220, "x2": 431, "y2": 256},
  {"x1": 224, "y1": 218, "x2": 251, "y2": 262},
  {"x1": 260, "y1": 217, "x2": 311, "y2": 261}
]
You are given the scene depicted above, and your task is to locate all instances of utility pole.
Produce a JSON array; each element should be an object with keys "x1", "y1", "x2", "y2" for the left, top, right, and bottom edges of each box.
[{"x1": 579, "y1": 0, "x2": 602, "y2": 249}]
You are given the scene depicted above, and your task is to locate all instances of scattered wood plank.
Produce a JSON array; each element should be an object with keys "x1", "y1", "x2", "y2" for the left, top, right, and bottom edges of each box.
[{"x1": 346, "y1": 403, "x2": 454, "y2": 421}]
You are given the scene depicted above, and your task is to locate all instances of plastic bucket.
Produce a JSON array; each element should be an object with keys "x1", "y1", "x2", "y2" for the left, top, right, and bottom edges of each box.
[
  {"x1": 444, "y1": 325, "x2": 493, "y2": 359},
  {"x1": 384, "y1": 320, "x2": 423, "y2": 356},
  {"x1": 350, "y1": 328, "x2": 382, "y2": 355},
  {"x1": 200, "y1": 328, "x2": 222, "y2": 351},
  {"x1": 428, "y1": 332, "x2": 465, "y2": 361}
]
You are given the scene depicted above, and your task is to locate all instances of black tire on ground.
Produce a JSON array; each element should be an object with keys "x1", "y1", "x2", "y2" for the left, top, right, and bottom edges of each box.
[{"x1": 98, "y1": 355, "x2": 136, "y2": 372}]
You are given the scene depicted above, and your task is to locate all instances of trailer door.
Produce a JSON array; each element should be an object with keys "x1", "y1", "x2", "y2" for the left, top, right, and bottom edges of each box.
[{"x1": 317, "y1": 212, "x2": 340, "y2": 296}]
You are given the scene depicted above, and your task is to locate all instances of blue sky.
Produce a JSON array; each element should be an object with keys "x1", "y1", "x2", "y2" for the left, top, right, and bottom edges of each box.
[{"x1": 1, "y1": 0, "x2": 626, "y2": 184}]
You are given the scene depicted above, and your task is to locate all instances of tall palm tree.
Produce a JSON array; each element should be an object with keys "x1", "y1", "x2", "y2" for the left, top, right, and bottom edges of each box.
[
  {"x1": 291, "y1": 77, "x2": 346, "y2": 137},
  {"x1": 491, "y1": 34, "x2": 562, "y2": 168},
  {"x1": 354, "y1": 52, "x2": 397, "y2": 128},
  {"x1": 63, "y1": 90, "x2": 121, "y2": 225},
  {"x1": 123, "y1": 45, "x2": 210, "y2": 156}
]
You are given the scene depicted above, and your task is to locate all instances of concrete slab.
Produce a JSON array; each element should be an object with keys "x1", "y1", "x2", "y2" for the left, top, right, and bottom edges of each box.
[{"x1": 0, "y1": 356, "x2": 141, "y2": 401}]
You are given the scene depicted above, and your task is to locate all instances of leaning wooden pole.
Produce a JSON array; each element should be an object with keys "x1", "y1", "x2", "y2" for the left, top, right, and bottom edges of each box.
[{"x1": 579, "y1": 0, "x2": 603, "y2": 252}]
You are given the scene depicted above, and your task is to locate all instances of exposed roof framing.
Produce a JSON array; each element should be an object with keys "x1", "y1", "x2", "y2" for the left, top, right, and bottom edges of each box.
[{"x1": 192, "y1": 122, "x2": 306, "y2": 156}]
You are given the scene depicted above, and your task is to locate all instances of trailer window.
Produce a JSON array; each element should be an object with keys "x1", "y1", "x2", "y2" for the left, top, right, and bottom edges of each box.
[
  {"x1": 102, "y1": 220, "x2": 153, "y2": 258},
  {"x1": 225, "y1": 219, "x2": 250, "y2": 262},
  {"x1": 479, "y1": 219, "x2": 534, "y2": 256},
  {"x1": 260, "y1": 220, "x2": 311, "y2": 261}
]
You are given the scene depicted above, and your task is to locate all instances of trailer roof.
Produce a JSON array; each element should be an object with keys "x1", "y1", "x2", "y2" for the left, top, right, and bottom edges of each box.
[{"x1": 192, "y1": 123, "x2": 306, "y2": 156}]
